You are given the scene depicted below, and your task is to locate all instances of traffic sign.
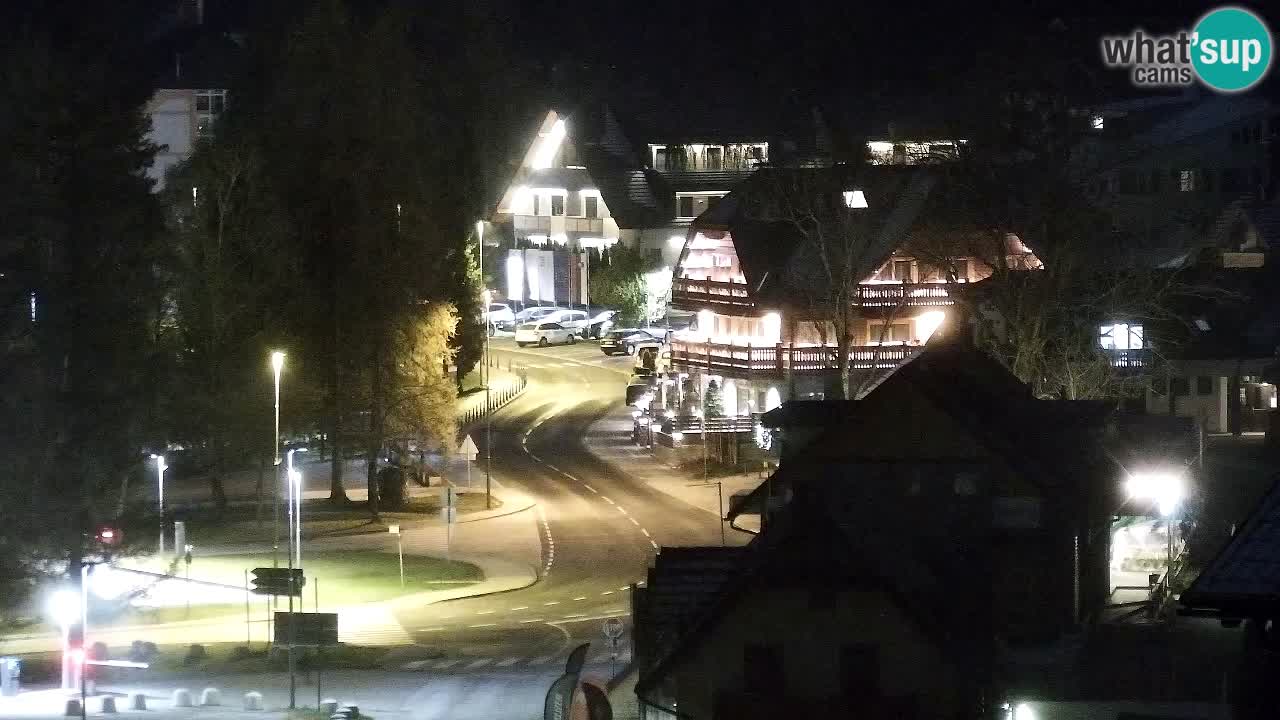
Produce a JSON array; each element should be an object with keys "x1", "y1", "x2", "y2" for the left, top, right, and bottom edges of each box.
[
  {"x1": 459, "y1": 435, "x2": 479, "y2": 461},
  {"x1": 273, "y1": 612, "x2": 338, "y2": 647},
  {"x1": 250, "y1": 567, "x2": 306, "y2": 596},
  {"x1": 602, "y1": 618, "x2": 624, "y2": 644}
]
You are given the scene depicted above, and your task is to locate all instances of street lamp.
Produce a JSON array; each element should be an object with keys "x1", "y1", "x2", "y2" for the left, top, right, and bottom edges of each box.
[
  {"x1": 270, "y1": 351, "x2": 285, "y2": 568},
  {"x1": 287, "y1": 448, "x2": 307, "y2": 569},
  {"x1": 49, "y1": 590, "x2": 79, "y2": 690},
  {"x1": 150, "y1": 454, "x2": 166, "y2": 555},
  {"x1": 477, "y1": 221, "x2": 493, "y2": 511},
  {"x1": 1126, "y1": 470, "x2": 1186, "y2": 583}
]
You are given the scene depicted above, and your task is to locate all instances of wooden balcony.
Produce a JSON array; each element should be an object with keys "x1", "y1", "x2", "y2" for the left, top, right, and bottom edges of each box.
[
  {"x1": 1107, "y1": 348, "x2": 1153, "y2": 373},
  {"x1": 670, "y1": 279, "x2": 955, "y2": 313},
  {"x1": 854, "y1": 282, "x2": 955, "y2": 308},
  {"x1": 671, "y1": 278, "x2": 754, "y2": 312},
  {"x1": 670, "y1": 340, "x2": 918, "y2": 379}
]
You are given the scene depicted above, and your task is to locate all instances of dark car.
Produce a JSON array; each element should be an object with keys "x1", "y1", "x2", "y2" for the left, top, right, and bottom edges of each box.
[{"x1": 600, "y1": 328, "x2": 666, "y2": 356}]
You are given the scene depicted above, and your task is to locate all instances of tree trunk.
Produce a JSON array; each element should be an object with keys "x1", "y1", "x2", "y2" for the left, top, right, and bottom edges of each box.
[
  {"x1": 209, "y1": 433, "x2": 228, "y2": 514},
  {"x1": 367, "y1": 333, "x2": 384, "y2": 520}
]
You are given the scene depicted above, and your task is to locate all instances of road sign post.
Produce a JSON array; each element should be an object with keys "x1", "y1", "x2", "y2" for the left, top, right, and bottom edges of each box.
[
  {"x1": 250, "y1": 568, "x2": 305, "y2": 597},
  {"x1": 459, "y1": 435, "x2": 478, "y2": 490},
  {"x1": 602, "y1": 619, "x2": 624, "y2": 680},
  {"x1": 388, "y1": 525, "x2": 404, "y2": 587}
]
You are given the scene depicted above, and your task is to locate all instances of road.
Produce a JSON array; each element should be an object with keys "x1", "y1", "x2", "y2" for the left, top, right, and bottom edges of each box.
[
  {"x1": 76, "y1": 336, "x2": 731, "y2": 719},
  {"x1": 386, "y1": 337, "x2": 724, "y2": 666}
]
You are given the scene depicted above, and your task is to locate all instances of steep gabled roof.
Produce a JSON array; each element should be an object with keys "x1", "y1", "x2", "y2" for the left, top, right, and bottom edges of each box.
[
  {"x1": 636, "y1": 478, "x2": 990, "y2": 703},
  {"x1": 688, "y1": 165, "x2": 940, "y2": 299},
  {"x1": 1183, "y1": 471, "x2": 1280, "y2": 616}
]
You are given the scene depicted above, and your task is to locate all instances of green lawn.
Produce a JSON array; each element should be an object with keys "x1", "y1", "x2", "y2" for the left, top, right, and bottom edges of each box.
[
  {"x1": 178, "y1": 550, "x2": 482, "y2": 608},
  {"x1": 181, "y1": 493, "x2": 498, "y2": 547}
]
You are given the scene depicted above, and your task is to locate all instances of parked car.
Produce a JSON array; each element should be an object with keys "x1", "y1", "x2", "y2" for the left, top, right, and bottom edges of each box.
[
  {"x1": 502, "y1": 306, "x2": 559, "y2": 332},
  {"x1": 515, "y1": 320, "x2": 578, "y2": 347},
  {"x1": 540, "y1": 309, "x2": 590, "y2": 331},
  {"x1": 601, "y1": 328, "x2": 666, "y2": 356},
  {"x1": 586, "y1": 310, "x2": 618, "y2": 338},
  {"x1": 484, "y1": 302, "x2": 515, "y2": 334}
]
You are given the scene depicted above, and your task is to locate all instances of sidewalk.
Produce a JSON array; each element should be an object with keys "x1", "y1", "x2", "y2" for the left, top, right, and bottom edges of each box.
[{"x1": 584, "y1": 405, "x2": 763, "y2": 533}]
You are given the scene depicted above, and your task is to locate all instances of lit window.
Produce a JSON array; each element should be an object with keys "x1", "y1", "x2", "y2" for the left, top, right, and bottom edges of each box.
[
  {"x1": 1099, "y1": 323, "x2": 1143, "y2": 350},
  {"x1": 1090, "y1": 115, "x2": 1105, "y2": 130},
  {"x1": 551, "y1": 195, "x2": 564, "y2": 217},
  {"x1": 584, "y1": 195, "x2": 598, "y2": 218},
  {"x1": 194, "y1": 89, "x2": 227, "y2": 140},
  {"x1": 1179, "y1": 170, "x2": 1196, "y2": 192},
  {"x1": 843, "y1": 190, "x2": 868, "y2": 209}
]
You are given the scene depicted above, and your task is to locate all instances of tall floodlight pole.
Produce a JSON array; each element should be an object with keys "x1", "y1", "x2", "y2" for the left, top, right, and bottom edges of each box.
[
  {"x1": 271, "y1": 351, "x2": 285, "y2": 568},
  {"x1": 478, "y1": 221, "x2": 493, "y2": 510},
  {"x1": 151, "y1": 454, "x2": 167, "y2": 555}
]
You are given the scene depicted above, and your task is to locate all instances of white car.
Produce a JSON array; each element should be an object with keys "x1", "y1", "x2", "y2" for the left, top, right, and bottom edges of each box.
[
  {"x1": 514, "y1": 306, "x2": 560, "y2": 324},
  {"x1": 515, "y1": 320, "x2": 579, "y2": 347},
  {"x1": 484, "y1": 303, "x2": 515, "y2": 333},
  {"x1": 540, "y1": 309, "x2": 589, "y2": 331}
]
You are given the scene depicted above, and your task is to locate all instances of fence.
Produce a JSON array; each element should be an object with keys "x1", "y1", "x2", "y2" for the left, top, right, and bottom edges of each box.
[{"x1": 458, "y1": 362, "x2": 528, "y2": 427}]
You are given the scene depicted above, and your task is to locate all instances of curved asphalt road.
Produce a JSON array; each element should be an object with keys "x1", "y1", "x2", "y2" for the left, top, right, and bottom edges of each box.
[{"x1": 390, "y1": 338, "x2": 726, "y2": 667}]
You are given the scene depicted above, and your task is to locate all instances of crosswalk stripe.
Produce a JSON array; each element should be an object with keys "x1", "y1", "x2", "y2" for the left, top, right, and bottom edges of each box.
[
  {"x1": 528, "y1": 655, "x2": 555, "y2": 666},
  {"x1": 466, "y1": 658, "x2": 493, "y2": 669},
  {"x1": 495, "y1": 657, "x2": 520, "y2": 667},
  {"x1": 434, "y1": 658, "x2": 462, "y2": 669}
]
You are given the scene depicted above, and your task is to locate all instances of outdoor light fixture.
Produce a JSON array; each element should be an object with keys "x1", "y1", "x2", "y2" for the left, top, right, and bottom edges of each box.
[
  {"x1": 668, "y1": 235, "x2": 685, "y2": 248},
  {"x1": 1126, "y1": 470, "x2": 1185, "y2": 517},
  {"x1": 917, "y1": 311, "x2": 946, "y2": 342},
  {"x1": 151, "y1": 453, "x2": 167, "y2": 554}
]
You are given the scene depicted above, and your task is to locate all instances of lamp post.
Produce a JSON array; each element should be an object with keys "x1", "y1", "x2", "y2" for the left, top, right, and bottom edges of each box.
[
  {"x1": 693, "y1": 409, "x2": 724, "y2": 545},
  {"x1": 287, "y1": 448, "x2": 307, "y2": 569},
  {"x1": 49, "y1": 590, "x2": 79, "y2": 690},
  {"x1": 151, "y1": 454, "x2": 166, "y2": 555},
  {"x1": 477, "y1": 221, "x2": 493, "y2": 511},
  {"x1": 270, "y1": 351, "x2": 285, "y2": 568}
]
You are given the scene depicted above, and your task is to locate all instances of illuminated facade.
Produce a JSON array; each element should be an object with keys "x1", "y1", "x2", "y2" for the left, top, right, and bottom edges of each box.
[{"x1": 667, "y1": 167, "x2": 1043, "y2": 410}]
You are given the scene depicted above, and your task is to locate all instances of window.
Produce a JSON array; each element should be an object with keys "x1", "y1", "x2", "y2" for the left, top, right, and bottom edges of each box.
[
  {"x1": 551, "y1": 195, "x2": 564, "y2": 216},
  {"x1": 1171, "y1": 377, "x2": 1190, "y2": 396},
  {"x1": 678, "y1": 195, "x2": 695, "y2": 218},
  {"x1": 1099, "y1": 323, "x2": 1143, "y2": 350},
  {"x1": 1197, "y1": 376, "x2": 1213, "y2": 396},
  {"x1": 540, "y1": 322, "x2": 563, "y2": 330},
  {"x1": 1179, "y1": 170, "x2": 1196, "y2": 192},
  {"x1": 533, "y1": 195, "x2": 541, "y2": 216},
  {"x1": 839, "y1": 644, "x2": 879, "y2": 698},
  {"x1": 893, "y1": 260, "x2": 912, "y2": 281},
  {"x1": 843, "y1": 189, "x2": 868, "y2": 208},
  {"x1": 743, "y1": 644, "x2": 784, "y2": 689},
  {"x1": 654, "y1": 148, "x2": 670, "y2": 171},
  {"x1": 584, "y1": 195, "x2": 598, "y2": 218},
  {"x1": 1091, "y1": 114, "x2": 1105, "y2": 130},
  {"x1": 871, "y1": 322, "x2": 910, "y2": 343},
  {"x1": 194, "y1": 89, "x2": 227, "y2": 139}
]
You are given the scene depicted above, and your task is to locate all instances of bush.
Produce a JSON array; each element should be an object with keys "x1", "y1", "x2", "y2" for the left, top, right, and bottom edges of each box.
[{"x1": 183, "y1": 644, "x2": 207, "y2": 666}]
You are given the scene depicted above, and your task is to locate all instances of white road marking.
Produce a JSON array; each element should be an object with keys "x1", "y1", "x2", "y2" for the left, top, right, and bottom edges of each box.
[
  {"x1": 601, "y1": 497, "x2": 615, "y2": 505},
  {"x1": 496, "y1": 657, "x2": 521, "y2": 667},
  {"x1": 543, "y1": 601, "x2": 560, "y2": 606},
  {"x1": 582, "y1": 484, "x2": 598, "y2": 493},
  {"x1": 403, "y1": 660, "x2": 429, "y2": 670},
  {"x1": 469, "y1": 623, "x2": 497, "y2": 628},
  {"x1": 466, "y1": 658, "x2": 494, "y2": 669},
  {"x1": 641, "y1": 528, "x2": 650, "y2": 537},
  {"x1": 434, "y1": 659, "x2": 462, "y2": 669},
  {"x1": 620, "y1": 586, "x2": 631, "y2": 591},
  {"x1": 476, "y1": 610, "x2": 495, "y2": 615},
  {"x1": 562, "y1": 613, "x2": 587, "y2": 619},
  {"x1": 519, "y1": 618, "x2": 545, "y2": 624},
  {"x1": 650, "y1": 540, "x2": 659, "y2": 549},
  {"x1": 629, "y1": 517, "x2": 640, "y2": 526},
  {"x1": 510, "y1": 606, "x2": 529, "y2": 611},
  {"x1": 417, "y1": 627, "x2": 445, "y2": 632},
  {"x1": 617, "y1": 506, "x2": 628, "y2": 514},
  {"x1": 573, "y1": 596, "x2": 587, "y2": 601},
  {"x1": 600, "y1": 590, "x2": 614, "y2": 596}
]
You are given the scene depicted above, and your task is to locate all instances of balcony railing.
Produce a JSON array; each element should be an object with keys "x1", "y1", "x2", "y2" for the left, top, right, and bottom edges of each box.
[
  {"x1": 1107, "y1": 348, "x2": 1152, "y2": 371},
  {"x1": 669, "y1": 340, "x2": 918, "y2": 378},
  {"x1": 670, "y1": 279, "x2": 956, "y2": 312},
  {"x1": 854, "y1": 282, "x2": 955, "y2": 308},
  {"x1": 671, "y1": 278, "x2": 754, "y2": 311}
]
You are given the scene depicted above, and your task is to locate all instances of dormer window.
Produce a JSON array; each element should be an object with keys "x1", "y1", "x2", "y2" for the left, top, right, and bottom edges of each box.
[
  {"x1": 843, "y1": 190, "x2": 868, "y2": 209},
  {"x1": 1099, "y1": 323, "x2": 1143, "y2": 350}
]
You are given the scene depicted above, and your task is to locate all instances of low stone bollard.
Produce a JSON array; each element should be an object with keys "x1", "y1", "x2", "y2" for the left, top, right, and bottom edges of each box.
[
  {"x1": 172, "y1": 688, "x2": 193, "y2": 707},
  {"x1": 127, "y1": 692, "x2": 147, "y2": 710},
  {"x1": 199, "y1": 687, "x2": 221, "y2": 706},
  {"x1": 64, "y1": 699, "x2": 82, "y2": 717},
  {"x1": 100, "y1": 696, "x2": 118, "y2": 713},
  {"x1": 319, "y1": 698, "x2": 339, "y2": 714},
  {"x1": 243, "y1": 691, "x2": 263, "y2": 711}
]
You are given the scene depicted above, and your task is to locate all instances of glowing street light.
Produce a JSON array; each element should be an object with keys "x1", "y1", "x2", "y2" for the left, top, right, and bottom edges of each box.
[
  {"x1": 270, "y1": 351, "x2": 285, "y2": 568},
  {"x1": 1126, "y1": 469, "x2": 1187, "y2": 582},
  {"x1": 287, "y1": 447, "x2": 307, "y2": 569},
  {"x1": 150, "y1": 454, "x2": 166, "y2": 555}
]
